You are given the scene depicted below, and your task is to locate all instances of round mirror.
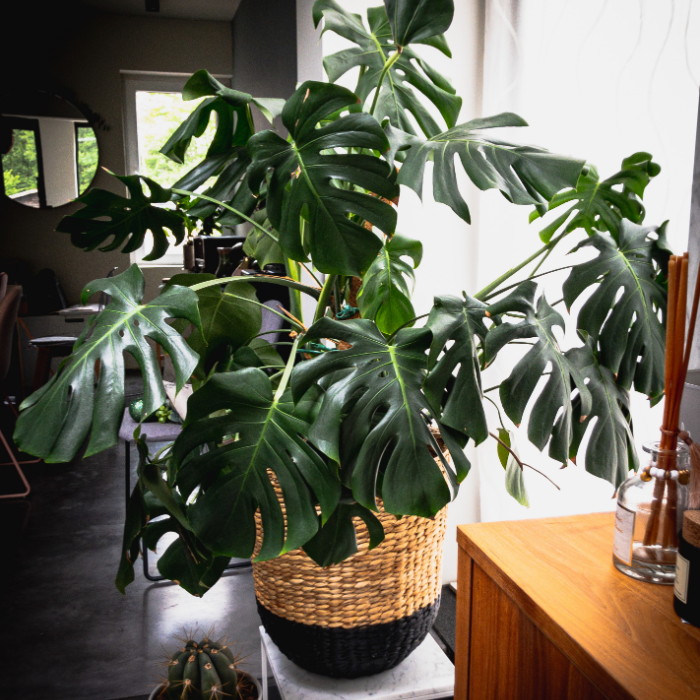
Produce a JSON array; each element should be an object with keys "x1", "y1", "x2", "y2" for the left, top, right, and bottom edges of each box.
[{"x1": 0, "y1": 91, "x2": 99, "y2": 209}]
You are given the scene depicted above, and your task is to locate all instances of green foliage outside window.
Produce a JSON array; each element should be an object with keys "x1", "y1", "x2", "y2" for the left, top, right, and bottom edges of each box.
[
  {"x1": 135, "y1": 92, "x2": 217, "y2": 187},
  {"x1": 2, "y1": 129, "x2": 39, "y2": 196},
  {"x1": 76, "y1": 125, "x2": 98, "y2": 194}
]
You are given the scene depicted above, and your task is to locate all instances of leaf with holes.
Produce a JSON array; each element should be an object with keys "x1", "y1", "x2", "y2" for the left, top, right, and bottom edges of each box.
[
  {"x1": 484, "y1": 284, "x2": 592, "y2": 459},
  {"x1": 357, "y1": 233, "x2": 422, "y2": 334},
  {"x1": 551, "y1": 342, "x2": 638, "y2": 486},
  {"x1": 530, "y1": 152, "x2": 661, "y2": 242},
  {"x1": 14, "y1": 265, "x2": 201, "y2": 462},
  {"x1": 247, "y1": 81, "x2": 399, "y2": 276},
  {"x1": 162, "y1": 70, "x2": 285, "y2": 223},
  {"x1": 313, "y1": 1, "x2": 461, "y2": 138},
  {"x1": 292, "y1": 317, "x2": 470, "y2": 517},
  {"x1": 172, "y1": 369, "x2": 341, "y2": 562},
  {"x1": 385, "y1": 116, "x2": 585, "y2": 225},
  {"x1": 56, "y1": 173, "x2": 187, "y2": 261},
  {"x1": 424, "y1": 294, "x2": 488, "y2": 444},
  {"x1": 563, "y1": 221, "x2": 668, "y2": 400}
]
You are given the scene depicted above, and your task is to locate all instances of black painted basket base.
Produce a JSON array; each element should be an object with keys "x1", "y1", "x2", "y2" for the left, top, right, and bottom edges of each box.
[{"x1": 257, "y1": 596, "x2": 441, "y2": 678}]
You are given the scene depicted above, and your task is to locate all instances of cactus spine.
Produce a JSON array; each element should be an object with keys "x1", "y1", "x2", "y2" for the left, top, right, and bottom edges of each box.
[{"x1": 164, "y1": 635, "x2": 241, "y2": 700}]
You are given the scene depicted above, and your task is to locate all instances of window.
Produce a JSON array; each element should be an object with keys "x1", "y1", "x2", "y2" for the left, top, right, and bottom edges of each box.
[
  {"x1": 1, "y1": 118, "x2": 44, "y2": 208},
  {"x1": 122, "y1": 72, "x2": 231, "y2": 266},
  {"x1": 75, "y1": 123, "x2": 98, "y2": 195}
]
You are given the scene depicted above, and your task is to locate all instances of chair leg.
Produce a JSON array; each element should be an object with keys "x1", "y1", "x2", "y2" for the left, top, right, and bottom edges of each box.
[{"x1": 0, "y1": 426, "x2": 31, "y2": 500}]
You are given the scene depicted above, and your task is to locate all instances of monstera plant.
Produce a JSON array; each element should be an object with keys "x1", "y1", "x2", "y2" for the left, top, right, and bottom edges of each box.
[{"x1": 14, "y1": 0, "x2": 669, "y2": 601}]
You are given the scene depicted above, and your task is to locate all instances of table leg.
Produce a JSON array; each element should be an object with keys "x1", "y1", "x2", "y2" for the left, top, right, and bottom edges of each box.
[
  {"x1": 262, "y1": 639, "x2": 268, "y2": 700},
  {"x1": 125, "y1": 440, "x2": 131, "y2": 513},
  {"x1": 32, "y1": 348, "x2": 51, "y2": 393}
]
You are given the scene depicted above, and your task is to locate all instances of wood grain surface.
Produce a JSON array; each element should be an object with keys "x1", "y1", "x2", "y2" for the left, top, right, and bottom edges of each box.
[{"x1": 455, "y1": 513, "x2": 700, "y2": 700}]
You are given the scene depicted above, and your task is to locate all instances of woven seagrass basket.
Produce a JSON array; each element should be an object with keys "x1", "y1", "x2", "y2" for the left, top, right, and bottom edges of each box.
[{"x1": 253, "y1": 459, "x2": 449, "y2": 678}]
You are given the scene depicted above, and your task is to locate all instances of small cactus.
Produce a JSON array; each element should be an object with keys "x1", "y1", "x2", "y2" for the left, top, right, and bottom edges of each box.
[{"x1": 161, "y1": 633, "x2": 249, "y2": 700}]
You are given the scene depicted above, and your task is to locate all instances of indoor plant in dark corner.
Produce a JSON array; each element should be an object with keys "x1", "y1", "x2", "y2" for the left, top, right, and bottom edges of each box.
[{"x1": 13, "y1": 0, "x2": 670, "y2": 679}]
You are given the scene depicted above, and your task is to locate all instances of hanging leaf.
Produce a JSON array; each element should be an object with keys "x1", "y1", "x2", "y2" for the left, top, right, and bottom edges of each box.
[
  {"x1": 423, "y1": 294, "x2": 488, "y2": 444},
  {"x1": 165, "y1": 273, "x2": 262, "y2": 376},
  {"x1": 530, "y1": 152, "x2": 661, "y2": 243},
  {"x1": 386, "y1": 116, "x2": 585, "y2": 224},
  {"x1": 313, "y1": 1, "x2": 461, "y2": 137},
  {"x1": 496, "y1": 428, "x2": 529, "y2": 507},
  {"x1": 161, "y1": 70, "x2": 284, "y2": 224},
  {"x1": 116, "y1": 438, "x2": 229, "y2": 596},
  {"x1": 247, "y1": 81, "x2": 399, "y2": 276},
  {"x1": 172, "y1": 369, "x2": 341, "y2": 562},
  {"x1": 291, "y1": 317, "x2": 470, "y2": 517},
  {"x1": 14, "y1": 265, "x2": 201, "y2": 462},
  {"x1": 484, "y1": 284, "x2": 592, "y2": 458},
  {"x1": 302, "y1": 499, "x2": 385, "y2": 567},
  {"x1": 551, "y1": 342, "x2": 638, "y2": 485},
  {"x1": 56, "y1": 173, "x2": 187, "y2": 261},
  {"x1": 562, "y1": 221, "x2": 668, "y2": 399},
  {"x1": 357, "y1": 233, "x2": 422, "y2": 334}
]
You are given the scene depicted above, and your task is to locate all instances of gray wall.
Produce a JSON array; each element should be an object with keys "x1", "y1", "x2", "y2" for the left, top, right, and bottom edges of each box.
[
  {"x1": 1, "y1": 6, "x2": 233, "y2": 303},
  {"x1": 232, "y1": 0, "x2": 299, "y2": 131}
]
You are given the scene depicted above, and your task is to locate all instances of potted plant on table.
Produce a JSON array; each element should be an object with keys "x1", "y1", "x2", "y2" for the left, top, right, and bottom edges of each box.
[{"x1": 14, "y1": 0, "x2": 670, "y2": 679}]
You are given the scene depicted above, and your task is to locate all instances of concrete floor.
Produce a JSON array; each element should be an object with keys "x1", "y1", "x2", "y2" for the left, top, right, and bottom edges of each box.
[
  {"x1": 1, "y1": 373, "x2": 455, "y2": 700},
  {"x1": 0, "y1": 374, "x2": 274, "y2": 700}
]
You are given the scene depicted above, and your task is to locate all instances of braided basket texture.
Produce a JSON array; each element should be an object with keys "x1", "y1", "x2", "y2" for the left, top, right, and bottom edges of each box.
[{"x1": 252, "y1": 478, "x2": 448, "y2": 677}]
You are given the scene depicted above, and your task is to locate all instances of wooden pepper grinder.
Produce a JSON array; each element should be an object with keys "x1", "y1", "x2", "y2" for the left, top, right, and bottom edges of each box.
[{"x1": 674, "y1": 509, "x2": 700, "y2": 626}]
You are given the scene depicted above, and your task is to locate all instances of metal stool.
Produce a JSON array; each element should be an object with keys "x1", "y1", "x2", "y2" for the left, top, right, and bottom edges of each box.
[{"x1": 119, "y1": 409, "x2": 251, "y2": 581}]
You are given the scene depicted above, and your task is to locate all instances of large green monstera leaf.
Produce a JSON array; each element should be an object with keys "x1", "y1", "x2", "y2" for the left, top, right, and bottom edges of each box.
[
  {"x1": 292, "y1": 317, "x2": 470, "y2": 517},
  {"x1": 563, "y1": 221, "x2": 669, "y2": 400},
  {"x1": 14, "y1": 265, "x2": 201, "y2": 462},
  {"x1": 313, "y1": 1, "x2": 461, "y2": 137},
  {"x1": 163, "y1": 70, "x2": 284, "y2": 222},
  {"x1": 171, "y1": 369, "x2": 341, "y2": 562},
  {"x1": 57, "y1": 174, "x2": 187, "y2": 260},
  {"x1": 357, "y1": 233, "x2": 422, "y2": 334},
  {"x1": 530, "y1": 152, "x2": 661, "y2": 243},
  {"x1": 424, "y1": 294, "x2": 488, "y2": 445},
  {"x1": 484, "y1": 283, "x2": 592, "y2": 461},
  {"x1": 246, "y1": 81, "x2": 399, "y2": 276},
  {"x1": 551, "y1": 342, "x2": 638, "y2": 486},
  {"x1": 386, "y1": 115, "x2": 585, "y2": 224}
]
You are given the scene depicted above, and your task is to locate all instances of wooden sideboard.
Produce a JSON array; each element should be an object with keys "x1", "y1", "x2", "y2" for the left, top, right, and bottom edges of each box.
[{"x1": 454, "y1": 513, "x2": 700, "y2": 700}]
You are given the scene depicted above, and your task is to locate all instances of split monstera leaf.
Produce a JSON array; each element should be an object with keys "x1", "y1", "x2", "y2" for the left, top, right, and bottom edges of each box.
[
  {"x1": 10, "y1": 0, "x2": 675, "y2": 597},
  {"x1": 14, "y1": 265, "x2": 201, "y2": 462}
]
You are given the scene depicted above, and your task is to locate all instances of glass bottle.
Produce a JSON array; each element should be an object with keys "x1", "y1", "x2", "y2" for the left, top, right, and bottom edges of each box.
[
  {"x1": 674, "y1": 508, "x2": 700, "y2": 626},
  {"x1": 613, "y1": 442, "x2": 690, "y2": 584},
  {"x1": 215, "y1": 246, "x2": 237, "y2": 278}
]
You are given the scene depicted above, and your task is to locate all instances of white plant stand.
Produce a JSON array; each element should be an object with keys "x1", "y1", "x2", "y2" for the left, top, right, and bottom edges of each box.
[{"x1": 260, "y1": 627, "x2": 454, "y2": 700}]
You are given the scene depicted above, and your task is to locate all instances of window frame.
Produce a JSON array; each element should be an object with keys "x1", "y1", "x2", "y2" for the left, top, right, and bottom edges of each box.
[{"x1": 121, "y1": 71, "x2": 232, "y2": 267}]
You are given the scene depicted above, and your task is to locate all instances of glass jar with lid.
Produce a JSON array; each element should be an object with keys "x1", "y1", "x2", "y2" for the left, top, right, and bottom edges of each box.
[{"x1": 613, "y1": 442, "x2": 690, "y2": 584}]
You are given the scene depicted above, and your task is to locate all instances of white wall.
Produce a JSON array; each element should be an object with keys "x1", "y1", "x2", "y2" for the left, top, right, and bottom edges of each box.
[{"x1": 38, "y1": 118, "x2": 79, "y2": 207}]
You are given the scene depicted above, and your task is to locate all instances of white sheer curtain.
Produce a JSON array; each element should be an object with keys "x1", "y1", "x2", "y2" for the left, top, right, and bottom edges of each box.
[
  {"x1": 318, "y1": 0, "x2": 700, "y2": 581},
  {"x1": 474, "y1": 0, "x2": 700, "y2": 528}
]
